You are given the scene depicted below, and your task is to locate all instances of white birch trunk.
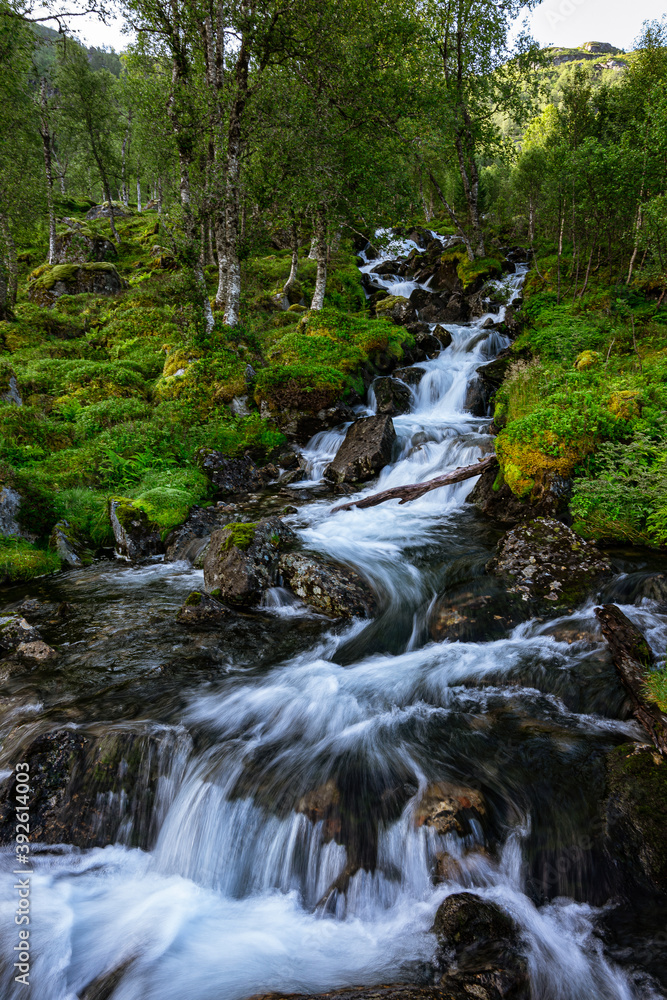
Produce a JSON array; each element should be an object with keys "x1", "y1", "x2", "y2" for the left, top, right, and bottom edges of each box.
[
  {"x1": 39, "y1": 80, "x2": 57, "y2": 265},
  {"x1": 310, "y1": 204, "x2": 327, "y2": 311}
]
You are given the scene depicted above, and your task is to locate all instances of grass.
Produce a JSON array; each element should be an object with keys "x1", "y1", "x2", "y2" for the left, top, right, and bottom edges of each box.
[{"x1": 0, "y1": 537, "x2": 61, "y2": 584}]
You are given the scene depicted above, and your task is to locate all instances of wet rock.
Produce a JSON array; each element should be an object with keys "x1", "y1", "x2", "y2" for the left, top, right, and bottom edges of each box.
[
  {"x1": 176, "y1": 590, "x2": 228, "y2": 625},
  {"x1": 203, "y1": 516, "x2": 296, "y2": 607},
  {"x1": 370, "y1": 260, "x2": 402, "y2": 276},
  {"x1": 374, "y1": 295, "x2": 418, "y2": 327},
  {"x1": 16, "y1": 639, "x2": 58, "y2": 661},
  {"x1": 198, "y1": 450, "x2": 277, "y2": 495},
  {"x1": 0, "y1": 726, "x2": 189, "y2": 850},
  {"x1": 27, "y1": 262, "x2": 124, "y2": 308},
  {"x1": 164, "y1": 504, "x2": 226, "y2": 564},
  {"x1": 361, "y1": 272, "x2": 389, "y2": 295},
  {"x1": 433, "y1": 894, "x2": 529, "y2": 1000},
  {"x1": 414, "y1": 781, "x2": 486, "y2": 837},
  {"x1": 488, "y1": 517, "x2": 612, "y2": 610},
  {"x1": 324, "y1": 415, "x2": 396, "y2": 484},
  {"x1": 49, "y1": 520, "x2": 92, "y2": 569},
  {"x1": 429, "y1": 584, "x2": 526, "y2": 642},
  {"x1": 604, "y1": 744, "x2": 667, "y2": 892},
  {"x1": 411, "y1": 330, "x2": 443, "y2": 359},
  {"x1": 247, "y1": 988, "x2": 477, "y2": 1000},
  {"x1": 372, "y1": 376, "x2": 412, "y2": 416},
  {"x1": 109, "y1": 499, "x2": 164, "y2": 562},
  {"x1": 394, "y1": 366, "x2": 427, "y2": 386},
  {"x1": 463, "y1": 378, "x2": 490, "y2": 416},
  {"x1": 279, "y1": 552, "x2": 376, "y2": 618},
  {"x1": 264, "y1": 401, "x2": 356, "y2": 445},
  {"x1": 0, "y1": 613, "x2": 42, "y2": 655},
  {"x1": 432, "y1": 325, "x2": 453, "y2": 349},
  {"x1": 297, "y1": 780, "x2": 342, "y2": 841}
]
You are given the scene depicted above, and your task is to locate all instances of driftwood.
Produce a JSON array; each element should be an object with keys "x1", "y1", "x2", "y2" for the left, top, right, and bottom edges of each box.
[
  {"x1": 331, "y1": 454, "x2": 497, "y2": 514},
  {"x1": 594, "y1": 604, "x2": 667, "y2": 755}
]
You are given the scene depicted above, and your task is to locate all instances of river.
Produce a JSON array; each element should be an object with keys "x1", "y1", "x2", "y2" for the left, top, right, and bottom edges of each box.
[{"x1": 0, "y1": 232, "x2": 665, "y2": 999}]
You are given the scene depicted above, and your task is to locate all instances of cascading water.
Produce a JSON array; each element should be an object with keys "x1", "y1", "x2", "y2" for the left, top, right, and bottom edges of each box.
[{"x1": 0, "y1": 231, "x2": 666, "y2": 1000}]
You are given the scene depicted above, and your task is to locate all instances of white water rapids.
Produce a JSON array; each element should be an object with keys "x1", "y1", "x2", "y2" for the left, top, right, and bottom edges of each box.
[{"x1": 0, "y1": 233, "x2": 665, "y2": 1000}]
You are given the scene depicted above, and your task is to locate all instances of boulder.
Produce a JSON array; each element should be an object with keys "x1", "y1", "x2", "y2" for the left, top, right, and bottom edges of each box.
[
  {"x1": 433, "y1": 894, "x2": 529, "y2": 1000},
  {"x1": 394, "y1": 366, "x2": 427, "y2": 386},
  {"x1": 27, "y1": 263, "x2": 124, "y2": 308},
  {"x1": 370, "y1": 260, "x2": 403, "y2": 276},
  {"x1": 203, "y1": 517, "x2": 296, "y2": 607},
  {"x1": 414, "y1": 781, "x2": 486, "y2": 837},
  {"x1": 0, "y1": 613, "x2": 42, "y2": 655},
  {"x1": 0, "y1": 485, "x2": 32, "y2": 540},
  {"x1": 465, "y1": 464, "x2": 532, "y2": 526},
  {"x1": 198, "y1": 450, "x2": 277, "y2": 495},
  {"x1": 488, "y1": 517, "x2": 612, "y2": 610},
  {"x1": 372, "y1": 376, "x2": 412, "y2": 415},
  {"x1": 278, "y1": 552, "x2": 376, "y2": 618},
  {"x1": 53, "y1": 222, "x2": 116, "y2": 265},
  {"x1": 109, "y1": 498, "x2": 164, "y2": 562},
  {"x1": 164, "y1": 504, "x2": 228, "y2": 564},
  {"x1": 15, "y1": 639, "x2": 57, "y2": 661},
  {"x1": 176, "y1": 590, "x2": 228, "y2": 625},
  {"x1": 411, "y1": 330, "x2": 443, "y2": 358},
  {"x1": 324, "y1": 415, "x2": 396, "y2": 484},
  {"x1": 49, "y1": 520, "x2": 92, "y2": 569},
  {"x1": 463, "y1": 378, "x2": 490, "y2": 416},
  {"x1": 0, "y1": 726, "x2": 188, "y2": 850},
  {"x1": 429, "y1": 584, "x2": 527, "y2": 642},
  {"x1": 374, "y1": 295, "x2": 418, "y2": 327},
  {"x1": 432, "y1": 325, "x2": 453, "y2": 349},
  {"x1": 85, "y1": 201, "x2": 133, "y2": 221}
]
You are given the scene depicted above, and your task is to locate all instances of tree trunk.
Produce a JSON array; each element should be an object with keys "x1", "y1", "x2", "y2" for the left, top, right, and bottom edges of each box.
[
  {"x1": 0, "y1": 262, "x2": 8, "y2": 321},
  {"x1": 332, "y1": 455, "x2": 498, "y2": 513},
  {"x1": 121, "y1": 128, "x2": 130, "y2": 206},
  {"x1": 39, "y1": 79, "x2": 57, "y2": 265},
  {"x1": 282, "y1": 213, "x2": 299, "y2": 296},
  {"x1": 137, "y1": 168, "x2": 141, "y2": 213},
  {"x1": 157, "y1": 176, "x2": 163, "y2": 214},
  {"x1": 53, "y1": 143, "x2": 67, "y2": 196},
  {"x1": 594, "y1": 604, "x2": 667, "y2": 755},
  {"x1": 179, "y1": 152, "x2": 214, "y2": 334},
  {"x1": 310, "y1": 204, "x2": 328, "y2": 311},
  {"x1": 0, "y1": 215, "x2": 18, "y2": 306},
  {"x1": 222, "y1": 38, "x2": 250, "y2": 328}
]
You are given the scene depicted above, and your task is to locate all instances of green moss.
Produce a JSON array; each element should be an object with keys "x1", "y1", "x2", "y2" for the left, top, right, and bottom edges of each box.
[
  {"x1": 0, "y1": 537, "x2": 61, "y2": 584},
  {"x1": 457, "y1": 256, "x2": 503, "y2": 290},
  {"x1": 221, "y1": 521, "x2": 257, "y2": 552},
  {"x1": 184, "y1": 591, "x2": 203, "y2": 607},
  {"x1": 29, "y1": 262, "x2": 118, "y2": 292}
]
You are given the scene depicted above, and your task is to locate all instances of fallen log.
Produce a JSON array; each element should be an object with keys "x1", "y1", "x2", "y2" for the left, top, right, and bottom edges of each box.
[
  {"x1": 331, "y1": 454, "x2": 497, "y2": 514},
  {"x1": 594, "y1": 604, "x2": 667, "y2": 755}
]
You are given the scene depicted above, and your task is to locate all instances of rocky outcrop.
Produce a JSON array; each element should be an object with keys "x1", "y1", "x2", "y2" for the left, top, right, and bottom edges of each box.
[
  {"x1": 27, "y1": 262, "x2": 124, "y2": 308},
  {"x1": 374, "y1": 295, "x2": 418, "y2": 327},
  {"x1": 261, "y1": 400, "x2": 357, "y2": 445},
  {"x1": 164, "y1": 504, "x2": 229, "y2": 564},
  {"x1": 394, "y1": 366, "x2": 427, "y2": 386},
  {"x1": 49, "y1": 520, "x2": 92, "y2": 569},
  {"x1": 433, "y1": 894, "x2": 529, "y2": 1000},
  {"x1": 0, "y1": 613, "x2": 42, "y2": 655},
  {"x1": 109, "y1": 499, "x2": 164, "y2": 562},
  {"x1": 198, "y1": 450, "x2": 278, "y2": 495},
  {"x1": 604, "y1": 744, "x2": 667, "y2": 893},
  {"x1": 278, "y1": 553, "x2": 376, "y2": 618},
  {"x1": 0, "y1": 726, "x2": 189, "y2": 850},
  {"x1": 85, "y1": 201, "x2": 133, "y2": 221},
  {"x1": 466, "y1": 464, "x2": 569, "y2": 526},
  {"x1": 372, "y1": 376, "x2": 412, "y2": 415},
  {"x1": 488, "y1": 518, "x2": 612, "y2": 611},
  {"x1": 54, "y1": 220, "x2": 116, "y2": 264},
  {"x1": 203, "y1": 517, "x2": 296, "y2": 607},
  {"x1": 0, "y1": 367, "x2": 22, "y2": 405},
  {"x1": 324, "y1": 415, "x2": 396, "y2": 483},
  {"x1": 176, "y1": 590, "x2": 228, "y2": 625},
  {"x1": 0, "y1": 485, "x2": 31, "y2": 540},
  {"x1": 432, "y1": 325, "x2": 453, "y2": 349}
]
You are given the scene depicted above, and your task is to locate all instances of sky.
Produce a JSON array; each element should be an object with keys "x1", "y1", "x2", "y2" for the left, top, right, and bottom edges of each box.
[{"x1": 70, "y1": 0, "x2": 665, "y2": 54}]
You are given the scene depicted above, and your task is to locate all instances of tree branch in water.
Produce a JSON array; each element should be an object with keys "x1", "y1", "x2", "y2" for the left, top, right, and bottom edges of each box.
[{"x1": 331, "y1": 454, "x2": 497, "y2": 514}]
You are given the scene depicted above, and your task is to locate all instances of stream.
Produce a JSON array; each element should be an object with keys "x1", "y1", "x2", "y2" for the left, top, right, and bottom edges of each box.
[{"x1": 1, "y1": 233, "x2": 666, "y2": 999}]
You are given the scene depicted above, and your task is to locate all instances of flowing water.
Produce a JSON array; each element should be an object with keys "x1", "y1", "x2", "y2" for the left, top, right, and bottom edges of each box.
[{"x1": 1, "y1": 233, "x2": 667, "y2": 999}]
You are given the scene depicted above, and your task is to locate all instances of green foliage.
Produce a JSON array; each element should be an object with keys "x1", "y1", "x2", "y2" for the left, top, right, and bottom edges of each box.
[
  {"x1": 0, "y1": 537, "x2": 60, "y2": 583},
  {"x1": 53, "y1": 488, "x2": 114, "y2": 547}
]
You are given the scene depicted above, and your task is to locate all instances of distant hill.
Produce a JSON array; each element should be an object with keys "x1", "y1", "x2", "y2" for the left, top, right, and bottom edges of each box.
[{"x1": 32, "y1": 22, "x2": 122, "y2": 77}]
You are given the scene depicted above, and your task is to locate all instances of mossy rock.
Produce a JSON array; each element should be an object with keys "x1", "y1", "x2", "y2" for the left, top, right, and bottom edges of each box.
[
  {"x1": 608, "y1": 390, "x2": 641, "y2": 420},
  {"x1": 220, "y1": 521, "x2": 257, "y2": 552},
  {"x1": 605, "y1": 744, "x2": 667, "y2": 891},
  {"x1": 574, "y1": 350, "x2": 601, "y2": 371},
  {"x1": 27, "y1": 263, "x2": 124, "y2": 308},
  {"x1": 457, "y1": 255, "x2": 503, "y2": 292}
]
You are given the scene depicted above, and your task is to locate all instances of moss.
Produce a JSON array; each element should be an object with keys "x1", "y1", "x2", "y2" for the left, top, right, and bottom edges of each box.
[
  {"x1": 574, "y1": 350, "x2": 601, "y2": 370},
  {"x1": 0, "y1": 537, "x2": 61, "y2": 584},
  {"x1": 210, "y1": 588, "x2": 222, "y2": 599},
  {"x1": 457, "y1": 255, "x2": 503, "y2": 291},
  {"x1": 606, "y1": 743, "x2": 667, "y2": 889},
  {"x1": 374, "y1": 295, "x2": 409, "y2": 315},
  {"x1": 184, "y1": 591, "x2": 203, "y2": 607},
  {"x1": 29, "y1": 262, "x2": 118, "y2": 292},
  {"x1": 221, "y1": 521, "x2": 257, "y2": 552},
  {"x1": 608, "y1": 390, "x2": 641, "y2": 420}
]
